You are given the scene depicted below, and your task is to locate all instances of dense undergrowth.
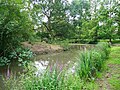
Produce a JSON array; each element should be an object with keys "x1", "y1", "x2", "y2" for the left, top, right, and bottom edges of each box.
[{"x1": 3, "y1": 42, "x2": 110, "y2": 90}]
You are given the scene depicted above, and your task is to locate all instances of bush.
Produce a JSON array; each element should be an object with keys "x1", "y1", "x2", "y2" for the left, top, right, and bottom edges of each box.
[
  {"x1": 0, "y1": 47, "x2": 33, "y2": 67},
  {"x1": 0, "y1": 56, "x2": 10, "y2": 66},
  {"x1": 9, "y1": 47, "x2": 33, "y2": 66}
]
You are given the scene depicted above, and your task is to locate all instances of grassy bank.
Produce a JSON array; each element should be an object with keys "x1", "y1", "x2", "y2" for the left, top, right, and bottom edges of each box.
[{"x1": 97, "y1": 46, "x2": 120, "y2": 90}]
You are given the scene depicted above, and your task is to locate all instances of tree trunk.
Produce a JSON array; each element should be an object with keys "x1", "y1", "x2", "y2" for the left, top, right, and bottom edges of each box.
[{"x1": 109, "y1": 38, "x2": 112, "y2": 44}]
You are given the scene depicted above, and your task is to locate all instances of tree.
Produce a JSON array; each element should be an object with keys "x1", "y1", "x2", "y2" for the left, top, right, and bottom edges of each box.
[
  {"x1": 0, "y1": 0, "x2": 33, "y2": 57},
  {"x1": 69, "y1": 0, "x2": 91, "y2": 40},
  {"x1": 97, "y1": 1, "x2": 117, "y2": 43},
  {"x1": 31, "y1": 0, "x2": 71, "y2": 41},
  {"x1": 114, "y1": 1, "x2": 120, "y2": 39}
]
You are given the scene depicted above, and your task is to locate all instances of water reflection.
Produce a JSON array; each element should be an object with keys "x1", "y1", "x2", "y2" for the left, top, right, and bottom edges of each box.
[
  {"x1": 34, "y1": 61, "x2": 48, "y2": 74},
  {"x1": 34, "y1": 50, "x2": 79, "y2": 74}
]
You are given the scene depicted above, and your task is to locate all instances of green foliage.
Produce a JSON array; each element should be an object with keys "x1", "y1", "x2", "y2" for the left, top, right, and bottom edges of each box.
[
  {"x1": 81, "y1": 19, "x2": 99, "y2": 43},
  {"x1": 0, "y1": 56, "x2": 10, "y2": 66},
  {"x1": 0, "y1": 0, "x2": 34, "y2": 66},
  {"x1": 4, "y1": 64, "x2": 66, "y2": 90},
  {"x1": 0, "y1": 47, "x2": 33, "y2": 67},
  {"x1": 0, "y1": 0, "x2": 33, "y2": 56},
  {"x1": 9, "y1": 47, "x2": 33, "y2": 66},
  {"x1": 95, "y1": 42, "x2": 110, "y2": 58},
  {"x1": 30, "y1": 0, "x2": 119, "y2": 43},
  {"x1": 76, "y1": 42, "x2": 110, "y2": 80},
  {"x1": 38, "y1": 66, "x2": 65, "y2": 90},
  {"x1": 97, "y1": 3, "x2": 116, "y2": 42},
  {"x1": 32, "y1": 0, "x2": 71, "y2": 41},
  {"x1": 64, "y1": 74, "x2": 84, "y2": 90},
  {"x1": 57, "y1": 39, "x2": 70, "y2": 51}
]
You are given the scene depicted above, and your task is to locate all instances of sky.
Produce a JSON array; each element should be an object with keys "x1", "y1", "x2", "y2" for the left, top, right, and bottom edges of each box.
[{"x1": 67, "y1": 0, "x2": 73, "y2": 3}]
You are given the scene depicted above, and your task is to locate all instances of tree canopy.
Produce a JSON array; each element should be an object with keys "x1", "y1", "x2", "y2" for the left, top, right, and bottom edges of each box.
[{"x1": 0, "y1": 0, "x2": 33, "y2": 56}]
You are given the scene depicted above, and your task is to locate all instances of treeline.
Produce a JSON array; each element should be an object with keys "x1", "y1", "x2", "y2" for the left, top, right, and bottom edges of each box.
[
  {"x1": 30, "y1": 0, "x2": 120, "y2": 43},
  {"x1": 0, "y1": 0, "x2": 120, "y2": 45}
]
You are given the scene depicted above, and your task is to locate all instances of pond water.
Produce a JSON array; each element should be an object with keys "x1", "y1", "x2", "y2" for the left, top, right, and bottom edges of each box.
[
  {"x1": 34, "y1": 50, "x2": 80, "y2": 74},
  {"x1": 0, "y1": 44, "x2": 94, "y2": 89},
  {"x1": 0, "y1": 49, "x2": 80, "y2": 89}
]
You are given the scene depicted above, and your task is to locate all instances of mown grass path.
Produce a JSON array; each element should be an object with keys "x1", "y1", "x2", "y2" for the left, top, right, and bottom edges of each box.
[{"x1": 97, "y1": 46, "x2": 120, "y2": 90}]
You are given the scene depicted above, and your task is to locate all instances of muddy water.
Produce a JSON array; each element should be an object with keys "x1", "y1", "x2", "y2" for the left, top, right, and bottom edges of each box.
[
  {"x1": 0, "y1": 49, "x2": 80, "y2": 88},
  {"x1": 34, "y1": 50, "x2": 79, "y2": 74}
]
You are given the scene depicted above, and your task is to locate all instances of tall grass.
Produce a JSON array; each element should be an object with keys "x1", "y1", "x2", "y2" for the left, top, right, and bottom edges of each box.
[
  {"x1": 3, "y1": 66, "x2": 97, "y2": 90},
  {"x1": 3, "y1": 64, "x2": 67, "y2": 90},
  {"x1": 3, "y1": 64, "x2": 97, "y2": 90},
  {"x1": 76, "y1": 42, "x2": 110, "y2": 80}
]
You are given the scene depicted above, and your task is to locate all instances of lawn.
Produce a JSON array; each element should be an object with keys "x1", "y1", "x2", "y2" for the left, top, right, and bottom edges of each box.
[{"x1": 97, "y1": 46, "x2": 120, "y2": 90}]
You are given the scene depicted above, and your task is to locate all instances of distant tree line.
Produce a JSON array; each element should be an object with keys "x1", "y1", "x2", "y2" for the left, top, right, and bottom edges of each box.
[{"x1": 30, "y1": 0, "x2": 120, "y2": 43}]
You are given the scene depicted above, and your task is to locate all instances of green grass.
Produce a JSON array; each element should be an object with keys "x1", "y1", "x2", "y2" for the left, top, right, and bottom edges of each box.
[
  {"x1": 96, "y1": 46, "x2": 120, "y2": 90},
  {"x1": 107, "y1": 46, "x2": 120, "y2": 90},
  {"x1": 108, "y1": 46, "x2": 120, "y2": 64},
  {"x1": 74, "y1": 45, "x2": 120, "y2": 90}
]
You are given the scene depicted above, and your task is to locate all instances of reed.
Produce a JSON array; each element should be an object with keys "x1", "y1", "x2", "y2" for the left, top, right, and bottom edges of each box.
[{"x1": 76, "y1": 42, "x2": 110, "y2": 80}]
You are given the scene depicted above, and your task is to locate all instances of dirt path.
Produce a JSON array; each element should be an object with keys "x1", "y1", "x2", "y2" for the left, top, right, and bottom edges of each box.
[{"x1": 97, "y1": 46, "x2": 120, "y2": 90}]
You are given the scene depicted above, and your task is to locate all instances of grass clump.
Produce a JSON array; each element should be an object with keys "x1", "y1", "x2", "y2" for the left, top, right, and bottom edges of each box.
[{"x1": 76, "y1": 42, "x2": 110, "y2": 81}]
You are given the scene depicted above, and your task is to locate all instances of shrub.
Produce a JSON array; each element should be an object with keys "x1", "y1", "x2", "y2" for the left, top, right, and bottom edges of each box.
[
  {"x1": 76, "y1": 51, "x2": 96, "y2": 80},
  {"x1": 9, "y1": 47, "x2": 33, "y2": 66},
  {"x1": 0, "y1": 56, "x2": 10, "y2": 66},
  {"x1": 0, "y1": 47, "x2": 33, "y2": 67}
]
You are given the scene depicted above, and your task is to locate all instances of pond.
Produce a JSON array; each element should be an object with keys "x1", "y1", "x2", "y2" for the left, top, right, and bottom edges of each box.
[
  {"x1": 0, "y1": 49, "x2": 80, "y2": 89},
  {"x1": 0, "y1": 44, "x2": 94, "y2": 89}
]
